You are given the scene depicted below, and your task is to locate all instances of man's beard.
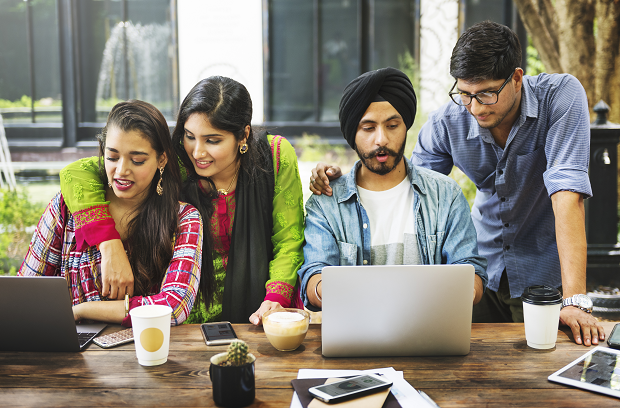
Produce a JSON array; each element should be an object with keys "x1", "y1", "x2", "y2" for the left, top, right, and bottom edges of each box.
[
  {"x1": 356, "y1": 138, "x2": 406, "y2": 176},
  {"x1": 473, "y1": 96, "x2": 517, "y2": 129}
]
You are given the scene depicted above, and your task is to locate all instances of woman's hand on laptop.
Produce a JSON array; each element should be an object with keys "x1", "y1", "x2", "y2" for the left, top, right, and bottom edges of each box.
[
  {"x1": 309, "y1": 163, "x2": 342, "y2": 196},
  {"x1": 99, "y1": 239, "x2": 134, "y2": 299},
  {"x1": 250, "y1": 300, "x2": 282, "y2": 326}
]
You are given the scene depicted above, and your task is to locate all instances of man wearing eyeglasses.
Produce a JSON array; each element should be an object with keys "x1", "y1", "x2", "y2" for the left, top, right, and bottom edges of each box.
[{"x1": 310, "y1": 21, "x2": 604, "y2": 346}]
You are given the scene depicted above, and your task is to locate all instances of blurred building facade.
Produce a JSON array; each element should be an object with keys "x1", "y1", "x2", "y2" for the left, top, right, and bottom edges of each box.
[{"x1": 0, "y1": 0, "x2": 525, "y2": 150}]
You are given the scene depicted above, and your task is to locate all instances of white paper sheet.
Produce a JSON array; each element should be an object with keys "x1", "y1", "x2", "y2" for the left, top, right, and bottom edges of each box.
[{"x1": 290, "y1": 367, "x2": 434, "y2": 408}]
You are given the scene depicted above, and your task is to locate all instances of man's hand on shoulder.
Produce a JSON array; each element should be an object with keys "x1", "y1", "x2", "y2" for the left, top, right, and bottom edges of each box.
[
  {"x1": 560, "y1": 306, "x2": 605, "y2": 346},
  {"x1": 309, "y1": 163, "x2": 342, "y2": 196}
]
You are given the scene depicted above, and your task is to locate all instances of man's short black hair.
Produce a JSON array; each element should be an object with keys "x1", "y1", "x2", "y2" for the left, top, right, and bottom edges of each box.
[{"x1": 450, "y1": 21, "x2": 521, "y2": 83}]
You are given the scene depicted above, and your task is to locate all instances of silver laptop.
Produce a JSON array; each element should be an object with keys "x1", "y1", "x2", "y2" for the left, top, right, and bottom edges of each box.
[
  {"x1": 321, "y1": 264, "x2": 475, "y2": 357},
  {"x1": 0, "y1": 276, "x2": 106, "y2": 351}
]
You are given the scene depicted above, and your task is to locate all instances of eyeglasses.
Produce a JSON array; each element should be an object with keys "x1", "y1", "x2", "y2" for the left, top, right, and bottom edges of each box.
[{"x1": 449, "y1": 71, "x2": 515, "y2": 106}]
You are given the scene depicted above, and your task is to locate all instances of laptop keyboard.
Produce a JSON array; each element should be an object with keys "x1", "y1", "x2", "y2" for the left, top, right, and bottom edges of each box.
[{"x1": 77, "y1": 332, "x2": 99, "y2": 348}]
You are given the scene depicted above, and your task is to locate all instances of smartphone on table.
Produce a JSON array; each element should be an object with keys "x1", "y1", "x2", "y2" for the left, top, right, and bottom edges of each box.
[
  {"x1": 200, "y1": 322, "x2": 238, "y2": 346},
  {"x1": 308, "y1": 374, "x2": 393, "y2": 403},
  {"x1": 608, "y1": 323, "x2": 620, "y2": 349},
  {"x1": 93, "y1": 328, "x2": 134, "y2": 348}
]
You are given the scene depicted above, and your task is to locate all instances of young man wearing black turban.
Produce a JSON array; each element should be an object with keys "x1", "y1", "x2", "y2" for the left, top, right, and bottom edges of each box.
[
  {"x1": 309, "y1": 21, "x2": 604, "y2": 347},
  {"x1": 298, "y1": 67, "x2": 488, "y2": 311}
]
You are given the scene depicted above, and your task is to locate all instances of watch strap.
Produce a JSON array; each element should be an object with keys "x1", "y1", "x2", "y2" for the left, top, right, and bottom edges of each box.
[{"x1": 561, "y1": 294, "x2": 593, "y2": 313}]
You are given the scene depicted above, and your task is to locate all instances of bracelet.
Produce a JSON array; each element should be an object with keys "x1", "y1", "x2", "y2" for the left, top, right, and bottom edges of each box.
[
  {"x1": 124, "y1": 293, "x2": 129, "y2": 317},
  {"x1": 314, "y1": 279, "x2": 322, "y2": 303}
]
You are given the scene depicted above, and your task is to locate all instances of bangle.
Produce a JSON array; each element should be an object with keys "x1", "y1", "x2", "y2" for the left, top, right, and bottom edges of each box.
[
  {"x1": 314, "y1": 279, "x2": 322, "y2": 303},
  {"x1": 124, "y1": 293, "x2": 129, "y2": 317}
]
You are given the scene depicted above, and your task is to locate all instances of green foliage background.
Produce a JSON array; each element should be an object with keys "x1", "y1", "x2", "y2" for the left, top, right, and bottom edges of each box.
[
  {"x1": 0, "y1": 95, "x2": 62, "y2": 109},
  {"x1": 0, "y1": 188, "x2": 46, "y2": 275}
]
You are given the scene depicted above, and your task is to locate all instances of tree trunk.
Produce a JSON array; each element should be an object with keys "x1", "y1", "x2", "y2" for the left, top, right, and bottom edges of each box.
[
  {"x1": 513, "y1": 0, "x2": 562, "y2": 73},
  {"x1": 595, "y1": 0, "x2": 620, "y2": 122},
  {"x1": 513, "y1": 0, "x2": 620, "y2": 123},
  {"x1": 556, "y1": 0, "x2": 596, "y2": 104}
]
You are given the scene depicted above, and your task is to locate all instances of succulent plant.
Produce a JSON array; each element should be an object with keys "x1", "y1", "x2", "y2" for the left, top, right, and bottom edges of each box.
[{"x1": 226, "y1": 340, "x2": 249, "y2": 366}]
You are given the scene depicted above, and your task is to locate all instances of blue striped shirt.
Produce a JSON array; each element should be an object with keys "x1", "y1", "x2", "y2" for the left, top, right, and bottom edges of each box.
[{"x1": 411, "y1": 73, "x2": 591, "y2": 298}]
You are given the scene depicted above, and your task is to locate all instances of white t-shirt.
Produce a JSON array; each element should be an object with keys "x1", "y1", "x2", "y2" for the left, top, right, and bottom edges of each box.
[{"x1": 357, "y1": 176, "x2": 420, "y2": 265}]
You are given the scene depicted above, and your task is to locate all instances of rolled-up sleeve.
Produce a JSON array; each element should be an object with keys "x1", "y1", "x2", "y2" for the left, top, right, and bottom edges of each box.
[{"x1": 542, "y1": 75, "x2": 592, "y2": 198}]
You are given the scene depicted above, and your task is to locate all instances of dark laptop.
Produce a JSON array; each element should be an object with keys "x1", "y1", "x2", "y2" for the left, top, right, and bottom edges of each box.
[{"x1": 0, "y1": 276, "x2": 106, "y2": 351}]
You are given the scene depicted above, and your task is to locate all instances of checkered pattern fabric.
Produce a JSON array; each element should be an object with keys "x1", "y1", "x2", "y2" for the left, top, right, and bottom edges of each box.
[{"x1": 19, "y1": 193, "x2": 203, "y2": 326}]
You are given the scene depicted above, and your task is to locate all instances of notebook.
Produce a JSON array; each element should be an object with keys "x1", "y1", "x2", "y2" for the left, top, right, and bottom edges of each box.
[
  {"x1": 321, "y1": 264, "x2": 475, "y2": 357},
  {"x1": 0, "y1": 276, "x2": 106, "y2": 351}
]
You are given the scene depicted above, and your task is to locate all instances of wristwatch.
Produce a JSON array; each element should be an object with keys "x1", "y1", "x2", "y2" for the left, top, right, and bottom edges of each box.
[{"x1": 561, "y1": 294, "x2": 593, "y2": 313}]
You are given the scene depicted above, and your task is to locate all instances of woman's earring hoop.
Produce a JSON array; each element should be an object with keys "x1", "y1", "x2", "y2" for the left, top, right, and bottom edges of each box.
[
  {"x1": 239, "y1": 143, "x2": 248, "y2": 154},
  {"x1": 156, "y1": 167, "x2": 164, "y2": 196}
]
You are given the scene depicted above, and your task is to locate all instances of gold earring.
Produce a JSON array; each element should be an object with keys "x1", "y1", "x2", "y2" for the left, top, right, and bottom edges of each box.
[
  {"x1": 239, "y1": 143, "x2": 248, "y2": 154},
  {"x1": 108, "y1": 181, "x2": 112, "y2": 188},
  {"x1": 156, "y1": 167, "x2": 164, "y2": 196}
]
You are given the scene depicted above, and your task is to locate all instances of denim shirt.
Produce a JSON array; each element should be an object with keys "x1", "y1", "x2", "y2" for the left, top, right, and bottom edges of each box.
[{"x1": 298, "y1": 158, "x2": 488, "y2": 310}]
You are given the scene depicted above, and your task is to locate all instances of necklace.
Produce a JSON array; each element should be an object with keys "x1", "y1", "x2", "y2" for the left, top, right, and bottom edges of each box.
[{"x1": 216, "y1": 165, "x2": 240, "y2": 195}]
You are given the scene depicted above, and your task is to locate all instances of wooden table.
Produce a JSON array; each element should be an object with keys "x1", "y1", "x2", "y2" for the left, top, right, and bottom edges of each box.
[{"x1": 1, "y1": 322, "x2": 619, "y2": 407}]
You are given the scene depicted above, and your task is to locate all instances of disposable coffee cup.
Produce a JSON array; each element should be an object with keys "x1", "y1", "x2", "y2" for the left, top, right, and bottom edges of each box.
[
  {"x1": 521, "y1": 285, "x2": 562, "y2": 349},
  {"x1": 129, "y1": 304, "x2": 173, "y2": 366}
]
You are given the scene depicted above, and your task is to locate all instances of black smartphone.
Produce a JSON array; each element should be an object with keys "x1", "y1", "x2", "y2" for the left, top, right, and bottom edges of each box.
[
  {"x1": 308, "y1": 374, "x2": 392, "y2": 403},
  {"x1": 200, "y1": 322, "x2": 238, "y2": 346},
  {"x1": 608, "y1": 323, "x2": 620, "y2": 349}
]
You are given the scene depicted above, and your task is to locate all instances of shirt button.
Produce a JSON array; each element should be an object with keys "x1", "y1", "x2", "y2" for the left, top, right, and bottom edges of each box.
[
  {"x1": 501, "y1": 197, "x2": 506, "y2": 202},
  {"x1": 498, "y1": 169, "x2": 503, "y2": 175},
  {"x1": 363, "y1": 260, "x2": 368, "y2": 265},
  {"x1": 504, "y1": 223, "x2": 509, "y2": 227},
  {"x1": 363, "y1": 223, "x2": 368, "y2": 229},
  {"x1": 505, "y1": 245, "x2": 511, "y2": 250}
]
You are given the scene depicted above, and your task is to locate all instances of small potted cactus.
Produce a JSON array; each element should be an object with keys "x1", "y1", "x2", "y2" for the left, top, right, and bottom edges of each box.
[
  {"x1": 209, "y1": 340, "x2": 256, "y2": 407},
  {"x1": 221, "y1": 340, "x2": 250, "y2": 366}
]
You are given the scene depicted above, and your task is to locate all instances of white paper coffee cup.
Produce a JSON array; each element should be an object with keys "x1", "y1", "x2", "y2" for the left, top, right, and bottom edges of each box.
[
  {"x1": 521, "y1": 285, "x2": 562, "y2": 349},
  {"x1": 129, "y1": 305, "x2": 173, "y2": 366}
]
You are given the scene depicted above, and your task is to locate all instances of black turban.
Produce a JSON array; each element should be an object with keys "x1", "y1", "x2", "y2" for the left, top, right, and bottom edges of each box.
[{"x1": 339, "y1": 67, "x2": 417, "y2": 149}]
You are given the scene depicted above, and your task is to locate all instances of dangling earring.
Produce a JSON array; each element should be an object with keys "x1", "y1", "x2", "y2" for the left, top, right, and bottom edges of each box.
[
  {"x1": 156, "y1": 167, "x2": 164, "y2": 196},
  {"x1": 239, "y1": 143, "x2": 248, "y2": 154},
  {"x1": 108, "y1": 181, "x2": 112, "y2": 188}
]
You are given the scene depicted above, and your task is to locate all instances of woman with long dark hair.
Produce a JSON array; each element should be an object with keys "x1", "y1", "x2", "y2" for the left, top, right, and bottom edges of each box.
[
  {"x1": 19, "y1": 100, "x2": 203, "y2": 325},
  {"x1": 57, "y1": 76, "x2": 304, "y2": 324}
]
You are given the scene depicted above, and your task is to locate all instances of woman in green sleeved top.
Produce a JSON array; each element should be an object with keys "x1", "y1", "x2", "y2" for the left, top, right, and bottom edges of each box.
[{"x1": 59, "y1": 76, "x2": 305, "y2": 325}]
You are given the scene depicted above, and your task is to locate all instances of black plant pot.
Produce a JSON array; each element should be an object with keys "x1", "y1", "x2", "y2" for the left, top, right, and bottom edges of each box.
[{"x1": 209, "y1": 352, "x2": 256, "y2": 407}]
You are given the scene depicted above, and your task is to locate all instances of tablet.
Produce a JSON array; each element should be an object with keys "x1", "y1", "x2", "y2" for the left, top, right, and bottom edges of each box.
[{"x1": 548, "y1": 346, "x2": 620, "y2": 399}]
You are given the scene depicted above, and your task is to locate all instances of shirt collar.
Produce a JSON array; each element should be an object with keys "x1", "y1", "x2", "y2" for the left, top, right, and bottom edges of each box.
[
  {"x1": 338, "y1": 158, "x2": 426, "y2": 203},
  {"x1": 520, "y1": 75, "x2": 539, "y2": 120},
  {"x1": 466, "y1": 75, "x2": 538, "y2": 143}
]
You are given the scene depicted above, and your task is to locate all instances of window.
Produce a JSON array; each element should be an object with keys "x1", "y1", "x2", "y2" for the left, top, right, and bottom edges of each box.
[
  {"x1": 0, "y1": 0, "x2": 178, "y2": 148},
  {"x1": 267, "y1": 0, "x2": 419, "y2": 128},
  {"x1": 77, "y1": 0, "x2": 177, "y2": 124},
  {"x1": 0, "y1": 0, "x2": 62, "y2": 124}
]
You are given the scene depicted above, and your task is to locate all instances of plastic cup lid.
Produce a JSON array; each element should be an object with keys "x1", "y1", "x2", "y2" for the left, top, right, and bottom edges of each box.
[{"x1": 521, "y1": 285, "x2": 562, "y2": 305}]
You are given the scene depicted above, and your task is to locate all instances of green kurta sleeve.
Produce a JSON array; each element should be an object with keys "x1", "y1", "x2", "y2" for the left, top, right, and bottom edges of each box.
[
  {"x1": 264, "y1": 135, "x2": 305, "y2": 305},
  {"x1": 59, "y1": 156, "x2": 189, "y2": 249},
  {"x1": 59, "y1": 157, "x2": 119, "y2": 248},
  {"x1": 60, "y1": 156, "x2": 106, "y2": 213}
]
